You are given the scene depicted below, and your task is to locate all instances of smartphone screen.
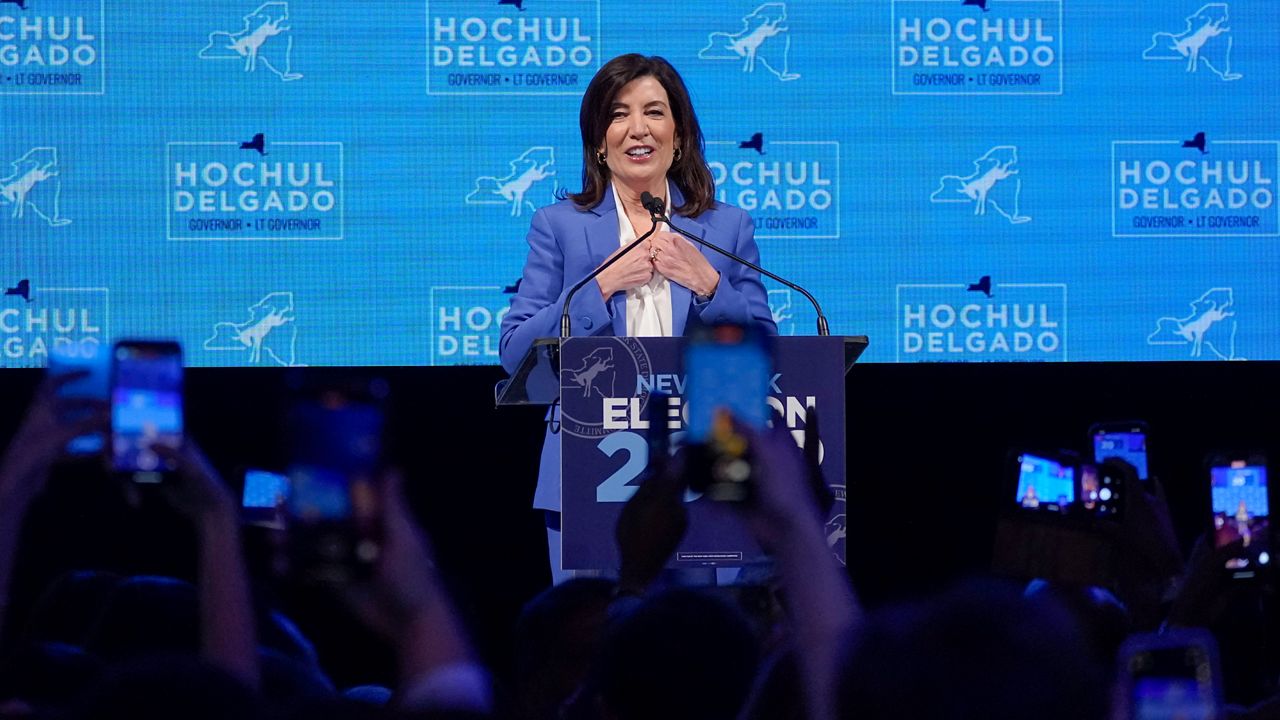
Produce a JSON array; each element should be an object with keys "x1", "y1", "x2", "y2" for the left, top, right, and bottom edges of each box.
[
  {"x1": 1014, "y1": 452, "x2": 1075, "y2": 513},
  {"x1": 1091, "y1": 424, "x2": 1149, "y2": 480},
  {"x1": 1131, "y1": 677, "x2": 1216, "y2": 720},
  {"x1": 111, "y1": 341, "x2": 183, "y2": 481},
  {"x1": 1126, "y1": 644, "x2": 1220, "y2": 720},
  {"x1": 287, "y1": 466, "x2": 361, "y2": 521},
  {"x1": 285, "y1": 398, "x2": 384, "y2": 584},
  {"x1": 646, "y1": 391, "x2": 672, "y2": 465},
  {"x1": 1210, "y1": 459, "x2": 1269, "y2": 577},
  {"x1": 243, "y1": 469, "x2": 290, "y2": 529},
  {"x1": 1078, "y1": 462, "x2": 1124, "y2": 519},
  {"x1": 684, "y1": 323, "x2": 772, "y2": 444},
  {"x1": 49, "y1": 340, "x2": 110, "y2": 455}
]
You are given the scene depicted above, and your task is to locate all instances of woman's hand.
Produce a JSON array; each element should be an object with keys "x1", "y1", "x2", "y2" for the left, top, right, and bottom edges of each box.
[
  {"x1": 596, "y1": 242, "x2": 656, "y2": 299},
  {"x1": 649, "y1": 231, "x2": 719, "y2": 297}
]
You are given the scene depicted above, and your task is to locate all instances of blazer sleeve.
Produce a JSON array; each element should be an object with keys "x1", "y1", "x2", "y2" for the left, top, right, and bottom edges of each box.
[
  {"x1": 499, "y1": 208, "x2": 614, "y2": 374},
  {"x1": 692, "y1": 209, "x2": 778, "y2": 334}
]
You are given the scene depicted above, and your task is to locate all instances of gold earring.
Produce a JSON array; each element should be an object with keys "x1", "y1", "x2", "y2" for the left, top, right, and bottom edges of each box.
[
  {"x1": 596, "y1": 150, "x2": 607, "y2": 165},
  {"x1": 674, "y1": 147, "x2": 683, "y2": 162}
]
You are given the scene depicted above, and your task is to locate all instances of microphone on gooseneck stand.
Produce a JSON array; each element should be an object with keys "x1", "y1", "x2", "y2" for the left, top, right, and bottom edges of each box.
[
  {"x1": 642, "y1": 194, "x2": 831, "y2": 336},
  {"x1": 558, "y1": 191, "x2": 664, "y2": 338}
]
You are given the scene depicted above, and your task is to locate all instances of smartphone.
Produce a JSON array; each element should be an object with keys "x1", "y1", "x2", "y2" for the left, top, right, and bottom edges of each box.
[
  {"x1": 1083, "y1": 461, "x2": 1127, "y2": 519},
  {"x1": 48, "y1": 340, "x2": 110, "y2": 455},
  {"x1": 242, "y1": 469, "x2": 290, "y2": 530},
  {"x1": 284, "y1": 390, "x2": 385, "y2": 585},
  {"x1": 646, "y1": 390, "x2": 672, "y2": 470},
  {"x1": 683, "y1": 322, "x2": 773, "y2": 442},
  {"x1": 1116, "y1": 629, "x2": 1222, "y2": 720},
  {"x1": 682, "y1": 322, "x2": 774, "y2": 501},
  {"x1": 1011, "y1": 450, "x2": 1125, "y2": 521},
  {"x1": 110, "y1": 340, "x2": 183, "y2": 483},
  {"x1": 1090, "y1": 421, "x2": 1150, "y2": 481},
  {"x1": 1013, "y1": 451, "x2": 1077, "y2": 514},
  {"x1": 1208, "y1": 454, "x2": 1269, "y2": 579}
]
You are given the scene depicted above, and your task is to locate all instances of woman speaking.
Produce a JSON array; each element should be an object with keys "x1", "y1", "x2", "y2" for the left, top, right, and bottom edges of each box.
[{"x1": 499, "y1": 54, "x2": 776, "y2": 582}]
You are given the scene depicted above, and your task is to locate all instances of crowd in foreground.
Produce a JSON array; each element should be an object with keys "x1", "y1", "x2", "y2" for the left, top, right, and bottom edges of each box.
[{"x1": 2, "y1": 371, "x2": 1280, "y2": 719}]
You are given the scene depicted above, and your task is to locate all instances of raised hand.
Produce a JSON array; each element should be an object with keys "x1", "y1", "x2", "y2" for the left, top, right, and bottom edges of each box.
[
  {"x1": 615, "y1": 450, "x2": 689, "y2": 597},
  {"x1": 729, "y1": 411, "x2": 856, "y2": 720},
  {"x1": 153, "y1": 441, "x2": 237, "y2": 527},
  {"x1": 0, "y1": 372, "x2": 107, "y2": 509},
  {"x1": 348, "y1": 469, "x2": 438, "y2": 632},
  {"x1": 152, "y1": 440, "x2": 259, "y2": 691},
  {"x1": 736, "y1": 414, "x2": 825, "y2": 549},
  {"x1": 339, "y1": 470, "x2": 486, "y2": 710},
  {"x1": 1, "y1": 372, "x2": 107, "y2": 651}
]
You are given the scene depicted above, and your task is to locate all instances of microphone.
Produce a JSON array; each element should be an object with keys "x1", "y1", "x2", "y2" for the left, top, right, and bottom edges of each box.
[
  {"x1": 558, "y1": 192, "x2": 662, "y2": 338},
  {"x1": 640, "y1": 191, "x2": 665, "y2": 219},
  {"x1": 642, "y1": 192, "x2": 665, "y2": 216},
  {"x1": 647, "y1": 197, "x2": 831, "y2": 336}
]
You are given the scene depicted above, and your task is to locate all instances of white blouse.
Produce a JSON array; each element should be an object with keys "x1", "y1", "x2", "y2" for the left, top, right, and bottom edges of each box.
[{"x1": 612, "y1": 180, "x2": 674, "y2": 337}]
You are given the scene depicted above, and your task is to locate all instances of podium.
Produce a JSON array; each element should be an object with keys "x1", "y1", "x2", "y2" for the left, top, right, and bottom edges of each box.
[{"x1": 497, "y1": 334, "x2": 867, "y2": 570}]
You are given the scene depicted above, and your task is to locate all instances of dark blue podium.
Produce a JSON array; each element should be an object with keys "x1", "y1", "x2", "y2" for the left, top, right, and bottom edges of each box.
[{"x1": 498, "y1": 334, "x2": 866, "y2": 570}]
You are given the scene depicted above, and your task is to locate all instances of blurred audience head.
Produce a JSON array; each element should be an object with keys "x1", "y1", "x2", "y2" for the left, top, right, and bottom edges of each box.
[
  {"x1": 259, "y1": 608, "x2": 326, "y2": 676},
  {"x1": 589, "y1": 587, "x2": 760, "y2": 720},
  {"x1": 838, "y1": 577, "x2": 1109, "y2": 720},
  {"x1": 258, "y1": 646, "x2": 335, "y2": 713},
  {"x1": 0, "y1": 642, "x2": 103, "y2": 717},
  {"x1": 70, "y1": 655, "x2": 260, "y2": 720},
  {"x1": 22, "y1": 570, "x2": 123, "y2": 648},
  {"x1": 513, "y1": 577, "x2": 615, "y2": 720},
  {"x1": 1024, "y1": 579, "x2": 1131, "y2": 672},
  {"x1": 84, "y1": 575, "x2": 199, "y2": 662}
]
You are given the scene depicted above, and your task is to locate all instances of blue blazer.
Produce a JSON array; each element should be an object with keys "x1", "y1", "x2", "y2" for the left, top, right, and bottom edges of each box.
[{"x1": 500, "y1": 185, "x2": 776, "y2": 512}]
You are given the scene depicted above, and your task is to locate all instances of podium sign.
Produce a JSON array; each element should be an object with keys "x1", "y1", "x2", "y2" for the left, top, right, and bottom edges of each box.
[{"x1": 559, "y1": 336, "x2": 849, "y2": 570}]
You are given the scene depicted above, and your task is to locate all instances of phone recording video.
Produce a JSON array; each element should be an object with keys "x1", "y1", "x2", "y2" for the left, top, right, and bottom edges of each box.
[
  {"x1": 646, "y1": 391, "x2": 673, "y2": 469},
  {"x1": 1090, "y1": 421, "x2": 1150, "y2": 481},
  {"x1": 1013, "y1": 452, "x2": 1123, "y2": 520},
  {"x1": 996, "y1": 450, "x2": 1127, "y2": 587},
  {"x1": 1014, "y1": 452, "x2": 1076, "y2": 513},
  {"x1": 1209, "y1": 456, "x2": 1269, "y2": 579},
  {"x1": 1118, "y1": 630, "x2": 1222, "y2": 720},
  {"x1": 682, "y1": 322, "x2": 774, "y2": 502},
  {"x1": 110, "y1": 340, "x2": 183, "y2": 483},
  {"x1": 1080, "y1": 462, "x2": 1124, "y2": 518},
  {"x1": 242, "y1": 469, "x2": 290, "y2": 530},
  {"x1": 684, "y1": 322, "x2": 772, "y2": 444},
  {"x1": 48, "y1": 340, "x2": 110, "y2": 455},
  {"x1": 284, "y1": 383, "x2": 386, "y2": 585}
]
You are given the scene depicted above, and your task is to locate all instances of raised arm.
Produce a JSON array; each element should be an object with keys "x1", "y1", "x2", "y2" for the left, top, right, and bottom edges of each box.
[
  {"x1": 0, "y1": 374, "x2": 107, "y2": 652},
  {"x1": 739, "y1": 416, "x2": 858, "y2": 720},
  {"x1": 155, "y1": 442, "x2": 260, "y2": 691},
  {"x1": 343, "y1": 471, "x2": 491, "y2": 715}
]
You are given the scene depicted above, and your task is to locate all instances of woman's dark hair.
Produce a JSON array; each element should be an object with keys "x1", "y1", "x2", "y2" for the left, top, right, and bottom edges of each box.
[{"x1": 566, "y1": 54, "x2": 715, "y2": 217}]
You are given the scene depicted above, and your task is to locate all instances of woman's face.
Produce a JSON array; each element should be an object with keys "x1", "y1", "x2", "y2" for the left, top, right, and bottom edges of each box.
[{"x1": 599, "y1": 75, "x2": 679, "y2": 194}]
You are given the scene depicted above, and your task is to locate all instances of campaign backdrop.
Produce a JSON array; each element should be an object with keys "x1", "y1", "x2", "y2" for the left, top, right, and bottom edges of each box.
[{"x1": 2, "y1": 0, "x2": 1277, "y2": 367}]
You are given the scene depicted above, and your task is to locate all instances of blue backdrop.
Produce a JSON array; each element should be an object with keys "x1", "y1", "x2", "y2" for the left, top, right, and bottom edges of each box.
[{"x1": 2, "y1": 0, "x2": 1276, "y2": 367}]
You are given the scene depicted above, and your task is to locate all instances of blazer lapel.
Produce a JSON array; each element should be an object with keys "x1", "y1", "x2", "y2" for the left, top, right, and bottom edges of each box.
[
  {"x1": 584, "y1": 189, "x2": 627, "y2": 335},
  {"x1": 668, "y1": 196, "x2": 709, "y2": 337}
]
